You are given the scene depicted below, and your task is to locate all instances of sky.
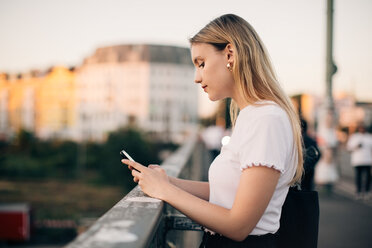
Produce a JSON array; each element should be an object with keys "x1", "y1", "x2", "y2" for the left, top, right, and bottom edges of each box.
[{"x1": 0, "y1": 0, "x2": 371, "y2": 106}]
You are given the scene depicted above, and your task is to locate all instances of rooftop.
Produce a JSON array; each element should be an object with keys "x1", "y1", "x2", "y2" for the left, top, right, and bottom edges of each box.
[{"x1": 84, "y1": 44, "x2": 193, "y2": 65}]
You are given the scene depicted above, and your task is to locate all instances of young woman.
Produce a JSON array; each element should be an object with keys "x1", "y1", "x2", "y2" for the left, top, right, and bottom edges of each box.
[{"x1": 122, "y1": 14, "x2": 303, "y2": 247}]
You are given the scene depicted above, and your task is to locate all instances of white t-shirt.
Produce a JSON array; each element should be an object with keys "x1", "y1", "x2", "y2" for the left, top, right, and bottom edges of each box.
[
  {"x1": 208, "y1": 101, "x2": 297, "y2": 235},
  {"x1": 346, "y1": 132, "x2": 372, "y2": 166}
]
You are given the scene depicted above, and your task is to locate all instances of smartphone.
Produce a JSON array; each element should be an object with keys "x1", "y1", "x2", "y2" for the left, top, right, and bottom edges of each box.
[
  {"x1": 120, "y1": 149, "x2": 140, "y2": 172},
  {"x1": 120, "y1": 149, "x2": 135, "y2": 162}
]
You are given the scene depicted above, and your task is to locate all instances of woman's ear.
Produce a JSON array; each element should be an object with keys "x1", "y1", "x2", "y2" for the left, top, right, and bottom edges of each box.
[{"x1": 225, "y1": 43, "x2": 234, "y2": 64}]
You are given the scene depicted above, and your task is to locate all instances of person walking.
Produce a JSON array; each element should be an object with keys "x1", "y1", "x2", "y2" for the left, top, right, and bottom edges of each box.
[
  {"x1": 315, "y1": 112, "x2": 339, "y2": 194},
  {"x1": 300, "y1": 118, "x2": 321, "y2": 191},
  {"x1": 347, "y1": 125, "x2": 372, "y2": 200},
  {"x1": 201, "y1": 116, "x2": 226, "y2": 161},
  {"x1": 122, "y1": 14, "x2": 303, "y2": 247}
]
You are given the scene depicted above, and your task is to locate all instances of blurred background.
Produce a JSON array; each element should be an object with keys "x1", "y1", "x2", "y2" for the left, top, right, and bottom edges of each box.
[{"x1": 0, "y1": 0, "x2": 371, "y2": 247}]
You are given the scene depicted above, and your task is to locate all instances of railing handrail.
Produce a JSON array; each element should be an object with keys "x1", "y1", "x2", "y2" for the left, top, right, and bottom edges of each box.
[{"x1": 65, "y1": 131, "x2": 198, "y2": 248}]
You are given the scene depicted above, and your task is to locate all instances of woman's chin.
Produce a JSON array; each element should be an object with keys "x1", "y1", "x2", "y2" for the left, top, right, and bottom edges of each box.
[
  {"x1": 208, "y1": 95, "x2": 217, "y2": 101},
  {"x1": 208, "y1": 94, "x2": 223, "y2": 102}
]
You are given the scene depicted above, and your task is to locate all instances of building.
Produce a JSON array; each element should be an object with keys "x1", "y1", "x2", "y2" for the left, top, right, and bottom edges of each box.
[
  {"x1": 292, "y1": 92, "x2": 372, "y2": 136},
  {"x1": 6, "y1": 73, "x2": 37, "y2": 139},
  {"x1": 35, "y1": 67, "x2": 76, "y2": 140},
  {"x1": 0, "y1": 74, "x2": 10, "y2": 140},
  {"x1": 0, "y1": 44, "x2": 198, "y2": 143},
  {"x1": 0, "y1": 67, "x2": 76, "y2": 140},
  {"x1": 291, "y1": 93, "x2": 323, "y2": 136},
  {"x1": 77, "y1": 44, "x2": 197, "y2": 143}
]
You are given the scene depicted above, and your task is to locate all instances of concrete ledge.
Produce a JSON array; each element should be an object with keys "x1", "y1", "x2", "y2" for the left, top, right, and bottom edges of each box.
[{"x1": 65, "y1": 131, "x2": 198, "y2": 248}]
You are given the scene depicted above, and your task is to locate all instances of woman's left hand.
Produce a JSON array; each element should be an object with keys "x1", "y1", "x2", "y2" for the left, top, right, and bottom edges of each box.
[{"x1": 121, "y1": 159, "x2": 170, "y2": 200}]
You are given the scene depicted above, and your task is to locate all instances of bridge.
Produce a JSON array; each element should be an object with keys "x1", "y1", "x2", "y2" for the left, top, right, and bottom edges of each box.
[
  {"x1": 65, "y1": 132, "x2": 209, "y2": 248},
  {"x1": 64, "y1": 132, "x2": 372, "y2": 248}
]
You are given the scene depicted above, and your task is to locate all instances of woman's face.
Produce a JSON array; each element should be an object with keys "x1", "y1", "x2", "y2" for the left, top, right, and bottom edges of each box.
[{"x1": 191, "y1": 43, "x2": 235, "y2": 102}]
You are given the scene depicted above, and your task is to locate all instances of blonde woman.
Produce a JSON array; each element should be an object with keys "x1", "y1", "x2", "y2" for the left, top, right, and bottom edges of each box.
[{"x1": 122, "y1": 14, "x2": 303, "y2": 247}]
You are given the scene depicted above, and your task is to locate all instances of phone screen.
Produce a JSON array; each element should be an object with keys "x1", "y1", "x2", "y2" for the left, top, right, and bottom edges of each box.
[
  {"x1": 120, "y1": 149, "x2": 140, "y2": 172},
  {"x1": 120, "y1": 150, "x2": 135, "y2": 162}
]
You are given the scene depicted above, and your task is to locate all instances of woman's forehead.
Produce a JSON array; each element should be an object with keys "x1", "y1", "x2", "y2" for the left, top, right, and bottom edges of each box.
[{"x1": 191, "y1": 43, "x2": 215, "y2": 58}]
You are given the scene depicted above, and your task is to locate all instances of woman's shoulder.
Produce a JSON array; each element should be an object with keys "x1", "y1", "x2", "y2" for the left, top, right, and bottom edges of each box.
[
  {"x1": 233, "y1": 101, "x2": 291, "y2": 139},
  {"x1": 239, "y1": 100, "x2": 288, "y2": 122}
]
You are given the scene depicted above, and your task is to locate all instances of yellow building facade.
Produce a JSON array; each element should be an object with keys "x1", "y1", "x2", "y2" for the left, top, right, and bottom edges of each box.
[
  {"x1": 35, "y1": 67, "x2": 76, "y2": 139},
  {"x1": 0, "y1": 66, "x2": 77, "y2": 140},
  {"x1": 0, "y1": 74, "x2": 10, "y2": 139},
  {"x1": 1, "y1": 44, "x2": 197, "y2": 142}
]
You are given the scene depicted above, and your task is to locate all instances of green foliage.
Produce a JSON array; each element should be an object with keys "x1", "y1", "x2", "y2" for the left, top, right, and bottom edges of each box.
[
  {"x1": 0, "y1": 155, "x2": 51, "y2": 178},
  {"x1": 16, "y1": 129, "x2": 35, "y2": 150},
  {"x1": 0, "y1": 126, "x2": 177, "y2": 190},
  {"x1": 86, "y1": 126, "x2": 161, "y2": 187}
]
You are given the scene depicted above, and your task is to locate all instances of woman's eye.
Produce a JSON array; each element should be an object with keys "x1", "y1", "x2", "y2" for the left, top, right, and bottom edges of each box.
[{"x1": 199, "y1": 62, "x2": 205, "y2": 68}]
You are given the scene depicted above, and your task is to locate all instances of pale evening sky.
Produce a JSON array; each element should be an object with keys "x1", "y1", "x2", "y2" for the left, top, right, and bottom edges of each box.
[{"x1": 0, "y1": 0, "x2": 371, "y2": 103}]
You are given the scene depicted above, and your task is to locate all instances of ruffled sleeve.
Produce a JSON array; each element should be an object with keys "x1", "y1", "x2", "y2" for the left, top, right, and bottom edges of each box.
[{"x1": 238, "y1": 113, "x2": 292, "y2": 174}]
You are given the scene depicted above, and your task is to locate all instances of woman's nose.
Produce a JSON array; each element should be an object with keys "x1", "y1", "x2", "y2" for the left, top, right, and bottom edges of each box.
[{"x1": 194, "y1": 71, "x2": 202, "y2": 84}]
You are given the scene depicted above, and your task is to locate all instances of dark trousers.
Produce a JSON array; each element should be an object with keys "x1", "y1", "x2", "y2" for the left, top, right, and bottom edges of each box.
[
  {"x1": 199, "y1": 232, "x2": 278, "y2": 248},
  {"x1": 355, "y1": 165, "x2": 371, "y2": 193},
  {"x1": 301, "y1": 168, "x2": 315, "y2": 191}
]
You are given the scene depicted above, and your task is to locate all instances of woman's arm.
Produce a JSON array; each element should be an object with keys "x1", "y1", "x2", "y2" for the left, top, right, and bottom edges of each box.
[
  {"x1": 164, "y1": 166, "x2": 279, "y2": 241},
  {"x1": 124, "y1": 159, "x2": 280, "y2": 242},
  {"x1": 168, "y1": 176, "x2": 210, "y2": 201}
]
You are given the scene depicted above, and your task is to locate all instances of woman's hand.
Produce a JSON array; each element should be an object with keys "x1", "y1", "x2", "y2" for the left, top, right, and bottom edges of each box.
[{"x1": 121, "y1": 159, "x2": 170, "y2": 200}]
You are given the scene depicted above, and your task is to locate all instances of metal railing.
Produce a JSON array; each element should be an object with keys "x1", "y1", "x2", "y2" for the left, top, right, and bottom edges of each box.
[{"x1": 65, "y1": 131, "x2": 209, "y2": 248}]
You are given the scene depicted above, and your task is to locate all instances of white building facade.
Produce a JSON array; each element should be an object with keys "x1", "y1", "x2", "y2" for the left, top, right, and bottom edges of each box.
[
  {"x1": 0, "y1": 86, "x2": 9, "y2": 139},
  {"x1": 76, "y1": 44, "x2": 198, "y2": 143}
]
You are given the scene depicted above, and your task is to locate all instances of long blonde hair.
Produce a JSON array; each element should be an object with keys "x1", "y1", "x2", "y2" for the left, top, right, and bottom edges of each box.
[{"x1": 189, "y1": 14, "x2": 303, "y2": 185}]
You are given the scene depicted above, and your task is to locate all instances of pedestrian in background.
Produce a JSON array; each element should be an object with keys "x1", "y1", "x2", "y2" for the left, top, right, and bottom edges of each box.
[
  {"x1": 122, "y1": 14, "x2": 303, "y2": 247},
  {"x1": 315, "y1": 112, "x2": 339, "y2": 194},
  {"x1": 347, "y1": 125, "x2": 372, "y2": 200},
  {"x1": 201, "y1": 116, "x2": 226, "y2": 161},
  {"x1": 301, "y1": 118, "x2": 321, "y2": 191}
]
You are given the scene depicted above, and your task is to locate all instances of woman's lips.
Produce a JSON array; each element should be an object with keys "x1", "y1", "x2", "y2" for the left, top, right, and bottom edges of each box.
[{"x1": 202, "y1": 85, "x2": 207, "y2": 91}]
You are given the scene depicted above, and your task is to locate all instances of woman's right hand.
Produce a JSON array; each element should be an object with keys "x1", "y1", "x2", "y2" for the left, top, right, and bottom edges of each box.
[{"x1": 122, "y1": 159, "x2": 171, "y2": 200}]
